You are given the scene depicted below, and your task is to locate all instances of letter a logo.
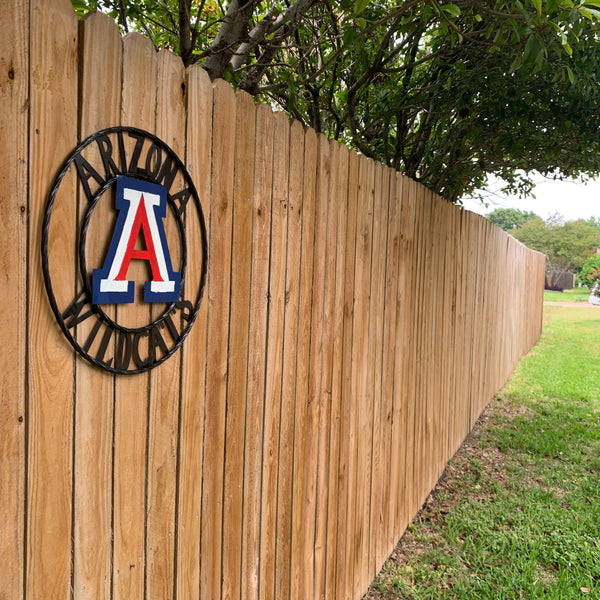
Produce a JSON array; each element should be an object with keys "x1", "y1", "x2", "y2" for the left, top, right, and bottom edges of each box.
[{"x1": 93, "y1": 175, "x2": 181, "y2": 304}]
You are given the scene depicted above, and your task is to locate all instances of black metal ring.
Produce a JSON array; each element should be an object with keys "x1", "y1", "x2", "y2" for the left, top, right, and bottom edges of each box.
[{"x1": 41, "y1": 126, "x2": 208, "y2": 374}]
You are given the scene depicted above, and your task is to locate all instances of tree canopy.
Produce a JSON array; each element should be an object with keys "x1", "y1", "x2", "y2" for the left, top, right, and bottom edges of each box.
[
  {"x1": 71, "y1": 0, "x2": 600, "y2": 202},
  {"x1": 512, "y1": 213, "x2": 600, "y2": 272},
  {"x1": 485, "y1": 207, "x2": 540, "y2": 231}
]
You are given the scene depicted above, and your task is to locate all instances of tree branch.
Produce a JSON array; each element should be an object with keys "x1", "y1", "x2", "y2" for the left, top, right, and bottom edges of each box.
[{"x1": 201, "y1": 0, "x2": 259, "y2": 80}]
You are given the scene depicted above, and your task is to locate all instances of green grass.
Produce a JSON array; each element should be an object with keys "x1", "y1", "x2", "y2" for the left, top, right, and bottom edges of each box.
[
  {"x1": 544, "y1": 288, "x2": 591, "y2": 302},
  {"x1": 367, "y1": 306, "x2": 600, "y2": 599}
]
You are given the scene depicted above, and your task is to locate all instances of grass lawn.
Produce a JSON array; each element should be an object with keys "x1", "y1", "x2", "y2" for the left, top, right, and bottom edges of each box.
[
  {"x1": 544, "y1": 288, "x2": 591, "y2": 303},
  {"x1": 365, "y1": 305, "x2": 600, "y2": 599}
]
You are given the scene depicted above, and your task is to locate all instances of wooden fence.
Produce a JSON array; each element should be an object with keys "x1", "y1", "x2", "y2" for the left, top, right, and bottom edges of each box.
[{"x1": 1, "y1": 1, "x2": 545, "y2": 599}]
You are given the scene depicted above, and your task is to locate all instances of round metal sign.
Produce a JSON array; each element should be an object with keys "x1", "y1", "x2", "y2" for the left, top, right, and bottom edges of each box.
[{"x1": 42, "y1": 126, "x2": 207, "y2": 374}]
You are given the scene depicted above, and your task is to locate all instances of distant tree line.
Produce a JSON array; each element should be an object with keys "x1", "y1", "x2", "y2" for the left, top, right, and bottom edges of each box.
[{"x1": 486, "y1": 207, "x2": 600, "y2": 274}]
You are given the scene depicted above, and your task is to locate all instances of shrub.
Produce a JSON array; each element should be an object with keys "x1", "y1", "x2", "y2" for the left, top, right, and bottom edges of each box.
[{"x1": 578, "y1": 254, "x2": 600, "y2": 288}]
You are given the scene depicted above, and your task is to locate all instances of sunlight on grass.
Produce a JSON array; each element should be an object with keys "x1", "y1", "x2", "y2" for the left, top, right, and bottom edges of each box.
[{"x1": 366, "y1": 305, "x2": 600, "y2": 599}]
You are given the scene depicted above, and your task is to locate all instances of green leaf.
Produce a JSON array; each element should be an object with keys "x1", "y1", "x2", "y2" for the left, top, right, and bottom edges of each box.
[
  {"x1": 343, "y1": 26, "x2": 355, "y2": 45},
  {"x1": 355, "y1": 17, "x2": 367, "y2": 28},
  {"x1": 547, "y1": 0, "x2": 561, "y2": 13},
  {"x1": 353, "y1": 0, "x2": 370, "y2": 15},
  {"x1": 531, "y1": 0, "x2": 542, "y2": 16},
  {"x1": 566, "y1": 64, "x2": 575, "y2": 83},
  {"x1": 523, "y1": 34, "x2": 542, "y2": 65},
  {"x1": 510, "y1": 54, "x2": 523, "y2": 72},
  {"x1": 580, "y1": 6, "x2": 600, "y2": 19},
  {"x1": 441, "y1": 3, "x2": 461, "y2": 17}
]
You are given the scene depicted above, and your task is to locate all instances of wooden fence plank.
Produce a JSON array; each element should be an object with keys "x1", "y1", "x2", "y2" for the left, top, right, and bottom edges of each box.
[
  {"x1": 409, "y1": 184, "x2": 424, "y2": 517},
  {"x1": 351, "y1": 157, "x2": 375, "y2": 599},
  {"x1": 201, "y1": 77, "x2": 236, "y2": 600},
  {"x1": 316, "y1": 138, "x2": 340, "y2": 600},
  {"x1": 443, "y1": 201, "x2": 456, "y2": 467},
  {"x1": 221, "y1": 88, "x2": 256, "y2": 600},
  {"x1": 408, "y1": 181, "x2": 427, "y2": 519},
  {"x1": 26, "y1": 2, "x2": 78, "y2": 598},
  {"x1": 464, "y1": 213, "x2": 479, "y2": 433},
  {"x1": 0, "y1": 2, "x2": 28, "y2": 598},
  {"x1": 366, "y1": 161, "x2": 383, "y2": 582},
  {"x1": 371, "y1": 165, "x2": 391, "y2": 575},
  {"x1": 382, "y1": 171, "x2": 401, "y2": 556},
  {"x1": 459, "y1": 210, "x2": 473, "y2": 448},
  {"x1": 260, "y1": 111, "x2": 290, "y2": 600},
  {"x1": 113, "y1": 31, "x2": 156, "y2": 600},
  {"x1": 241, "y1": 102, "x2": 273, "y2": 600},
  {"x1": 176, "y1": 63, "x2": 212, "y2": 600},
  {"x1": 74, "y1": 12, "x2": 122, "y2": 599},
  {"x1": 470, "y1": 217, "x2": 485, "y2": 426},
  {"x1": 308, "y1": 134, "x2": 333, "y2": 600},
  {"x1": 394, "y1": 175, "x2": 416, "y2": 539},
  {"x1": 430, "y1": 196, "x2": 445, "y2": 483},
  {"x1": 364, "y1": 160, "x2": 383, "y2": 586},
  {"x1": 289, "y1": 126, "x2": 317, "y2": 600},
  {"x1": 443, "y1": 204, "x2": 459, "y2": 464},
  {"x1": 278, "y1": 118, "x2": 306, "y2": 600},
  {"x1": 421, "y1": 191, "x2": 436, "y2": 498},
  {"x1": 326, "y1": 142, "x2": 349, "y2": 600},
  {"x1": 300, "y1": 133, "x2": 329, "y2": 598},
  {"x1": 338, "y1": 149, "x2": 360, "y2": 600},
  {"x1": 144, "y1": 49, "x2": 187, "y2": 600}
]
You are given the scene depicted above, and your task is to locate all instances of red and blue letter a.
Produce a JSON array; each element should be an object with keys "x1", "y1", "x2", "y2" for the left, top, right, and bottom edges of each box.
[{"x1": 92, "y1": 176, "x2": 181, "y2": 304}]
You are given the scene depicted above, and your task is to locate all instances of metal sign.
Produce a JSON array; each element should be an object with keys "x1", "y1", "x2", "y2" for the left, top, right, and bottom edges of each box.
[{"x1": 42, "y1": 126, "x2": 207, "y2": 374}]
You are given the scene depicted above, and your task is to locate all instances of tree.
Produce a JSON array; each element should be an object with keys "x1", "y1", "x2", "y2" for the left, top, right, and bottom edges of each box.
[
  {"x1": 512, "y1": 214, "x2": 600, "y2": 272},
  {"x1": 583, "y1": 216, "x2": 600, "y2": 229},
  {"x1": 486, "y1": 207, "x2": 540, "y2": 231},
  {"x1": 71, "y1": 0, "x2": 600, "y2": 202}
]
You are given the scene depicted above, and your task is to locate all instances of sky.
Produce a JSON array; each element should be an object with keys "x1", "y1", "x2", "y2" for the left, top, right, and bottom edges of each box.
[{"x1": 461, "y1": 174, "x2": 600, "y2": 222}]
